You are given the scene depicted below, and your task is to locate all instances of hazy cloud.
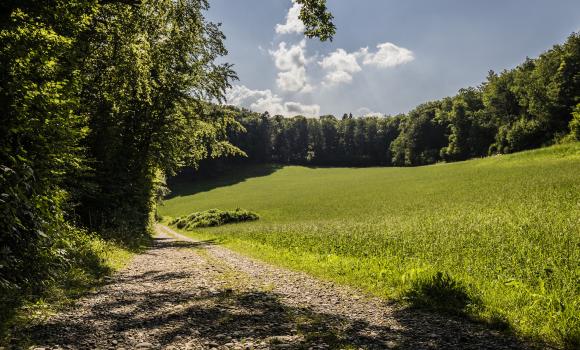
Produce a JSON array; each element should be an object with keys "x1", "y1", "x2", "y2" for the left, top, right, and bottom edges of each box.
[
  {"x1": 226, "y1": 85, "x2": 320, "y2": 116},
  {"x1": 362, "y1": 42, "x2": 415, "y2": 68},
  {"x1": 355, "y1": 107, "x2": 384, "y2": 117}
]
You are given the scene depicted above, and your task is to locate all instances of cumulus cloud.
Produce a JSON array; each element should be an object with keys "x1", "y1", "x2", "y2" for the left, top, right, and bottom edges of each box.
[
  {"x1": 226, "y1": 85, "x2": 320, "y2": 117},
  {"x1": 319, "y1": 42, "x2": 414, "y2": 87},
  {"x1": 275, "y1": 1, "x2": 305, "y2": 35},
  {"x1": 361, "y1": 42, "x2": 414, "y2": 68},
  {"x1": 318, "y1": 49, "x2": 363, "y2": 86},
  {"x1": 269, "y1": 40, "x2": 313, "y2": 93},
  {"x1": 270, "y1": 40, "x2": 307, "y2": 70},
  {"x1": 276, "y1": 69, "x2": 313, "y2": 92}
]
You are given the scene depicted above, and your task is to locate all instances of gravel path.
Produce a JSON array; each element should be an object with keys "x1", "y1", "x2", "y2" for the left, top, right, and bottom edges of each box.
[{"x1": 22, "y1": 225, "x2": 530, "y2": 350}]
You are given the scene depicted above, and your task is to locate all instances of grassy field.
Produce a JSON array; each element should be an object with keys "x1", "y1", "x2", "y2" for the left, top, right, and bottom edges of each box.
[{"x1": 160, "y1": 143, "x2": 580, "y2": 347}]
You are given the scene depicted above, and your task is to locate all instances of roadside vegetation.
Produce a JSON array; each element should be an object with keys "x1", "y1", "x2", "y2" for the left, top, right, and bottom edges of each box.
[
  {"x1": 162, "y1": 142, "x2": 580, "y2": 348},
  {"x1": 171, "y1": 208, "x2": 259, "y2": 229},
  {"x1": 1, "y1": 233, "x2": 143, "y2": 345}
]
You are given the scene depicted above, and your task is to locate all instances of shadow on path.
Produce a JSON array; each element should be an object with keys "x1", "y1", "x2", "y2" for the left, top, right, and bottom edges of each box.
[
  {"x1": 24, "y1": 236, "x2": 529, "y2": 350},
  {"x1": 148, "y1": 237, "x2": 217, "y2": 250}
]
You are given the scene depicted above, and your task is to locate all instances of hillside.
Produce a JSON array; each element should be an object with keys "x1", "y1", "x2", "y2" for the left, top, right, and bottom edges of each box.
[{"x1": 161, "y1": 142, "x2": 580, "y2": 347}]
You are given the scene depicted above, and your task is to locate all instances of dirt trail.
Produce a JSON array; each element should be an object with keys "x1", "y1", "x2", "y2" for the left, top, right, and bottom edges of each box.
[{"x1": 22, "y1": 225, "x2": 529, "y2": 349}]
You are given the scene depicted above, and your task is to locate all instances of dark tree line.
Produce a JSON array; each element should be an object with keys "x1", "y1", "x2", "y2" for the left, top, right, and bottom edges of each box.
[
  {"x1": 196, "y1": 33, "x2": 579, "y2": 172},
  {"x1": 216, "y1": 113, "x2": 402, "y2": 167}
]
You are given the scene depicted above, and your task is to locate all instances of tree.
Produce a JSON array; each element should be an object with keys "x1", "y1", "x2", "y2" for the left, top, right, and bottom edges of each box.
[
  {"x1": 441, "y1": 88, "x2": 489, "y2": 161},
  {"x1": 307, "y1": 118, "x2": 324, "y2": 163},
  {"x1": 569, "y1": 103, "x2": 580, "y2": 140},
  {"x1": 353, "y1": 118, "x2": 368, "y2": 163},
  {"x1": 76, "y1": 0, "x2": 240, "y2": 235},
  {"x1": 295, "y1": 0, "x2": 336, "y2": 41},
  {"x1": 0, "y1": 0, "x2": 99, "y2": 312},
  {"x1": 391, "y1": 102, "x2": 447, "y2": 166},
  {"x1": 288, "y1": 116, "x2": 309, "y2": 162},
  {"x1": 320, "y1": 115, "x2": 339, "y2": 164},
  {"x1": 340, "y1": 117, "x2": 357, "y2": 163}
]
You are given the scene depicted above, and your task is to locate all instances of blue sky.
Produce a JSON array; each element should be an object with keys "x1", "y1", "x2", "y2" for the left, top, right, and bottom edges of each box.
[{"x1": 208, "y1": 0, "x2": 580, "y2": 117}]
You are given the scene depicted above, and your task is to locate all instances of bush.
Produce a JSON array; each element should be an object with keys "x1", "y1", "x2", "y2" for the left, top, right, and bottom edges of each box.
[
  {"x1": 405, "y1": 272, "x2": 480, "y2": 315},
  {"x1": 170, "y1": 208, "x2": 259, "y2": 229}
]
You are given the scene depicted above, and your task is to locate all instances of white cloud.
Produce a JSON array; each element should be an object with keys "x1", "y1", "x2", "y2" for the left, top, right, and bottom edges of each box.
[
  {"x1": 275, "y1": 1, "x2": 305, "y2": 35},
  {"x1": 362, "y1": 42, "x2": 415, "y2": 68},
  {"x1": 355, "y1": 107, "x2": 384, "y2": 117},
  {"x1": 270, "y1": 40, "x2": 307, "y2": 71},
  {"x1": 318, "y1": 42, "x2": 414, "y2": 87},
  {"x1": 276, "y1": 68, "x2": 314, "y2": 92},
  {"x1": 226, "y1": 85, "x2": 320, "y2": 117},
  {"x1": 269, "y1": 40, "x2": 313, "y2": 93},
  {"x1": 319, "y1": 48, "x2": 363, "y2": 86}
]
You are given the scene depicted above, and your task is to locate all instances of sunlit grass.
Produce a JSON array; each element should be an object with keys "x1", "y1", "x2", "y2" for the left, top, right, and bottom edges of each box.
[{"x1": 161, "y1": 142, "x2": 580, "y2": 347}]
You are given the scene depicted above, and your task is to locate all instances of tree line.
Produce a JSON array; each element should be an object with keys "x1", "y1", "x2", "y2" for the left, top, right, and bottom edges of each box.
[{"x1": 197, "y1": 33, "x2": 580, "y2": 172}]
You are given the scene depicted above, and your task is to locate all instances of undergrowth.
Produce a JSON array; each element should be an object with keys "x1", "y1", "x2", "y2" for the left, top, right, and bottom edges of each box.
[{"x1": 0, "y1": 227, "x2": 147, "y2": 346}]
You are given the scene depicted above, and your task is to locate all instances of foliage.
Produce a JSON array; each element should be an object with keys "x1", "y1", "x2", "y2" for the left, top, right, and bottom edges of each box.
[
  {"x1": 162, "y1": 142, "x2": 580, "y2": 347},
  {"x1": 0, "y1": 1, "x2": 96, "y2": 331},
  {"x1": 171, "y1": 208, "x2": 259, "y2": 229},
  {"x1": 75, "y1": 0, "x2": 240, "y2": 238},
  {"x1": 296, "y1": 0, "x2": 336, "y2": 41},
  {"x1": 195, "y1": 107, "x2": 402, "y2": 169},
  {"x1": 570, "y1": 104, "x2": 580, "y2": 140},
  {"x1": 405, "y1": 272, "x2": 479, "y2": 316}
]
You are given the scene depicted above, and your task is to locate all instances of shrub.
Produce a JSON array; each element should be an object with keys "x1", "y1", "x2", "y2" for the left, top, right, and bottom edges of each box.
[
  {"x1": 170, "y1": 209, "x2": 259, "y2": 230},
  {"x1": 405, "y1": 272, "x2": 480, "y2": 315}
]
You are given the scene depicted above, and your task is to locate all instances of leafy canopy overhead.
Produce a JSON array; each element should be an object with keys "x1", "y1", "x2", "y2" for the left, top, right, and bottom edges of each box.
[{"x1": 296, "y1": 0, "x2": 336, "y2": 41}]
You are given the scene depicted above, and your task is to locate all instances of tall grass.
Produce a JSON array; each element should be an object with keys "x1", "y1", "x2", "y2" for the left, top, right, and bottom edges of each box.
[{"x1": 161, "y1": 142, "x2": 580, "y2": 347}]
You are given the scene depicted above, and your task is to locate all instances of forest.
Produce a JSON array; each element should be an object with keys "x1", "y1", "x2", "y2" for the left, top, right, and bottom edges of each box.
[{"x1": 196, "y1": 33, "x2": 580, "y2": 172}]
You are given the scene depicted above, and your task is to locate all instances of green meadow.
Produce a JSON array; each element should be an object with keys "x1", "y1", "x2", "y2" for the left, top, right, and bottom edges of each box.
[{"x1": 160, "y1": 142, "x2": 580, "y2": 347}]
